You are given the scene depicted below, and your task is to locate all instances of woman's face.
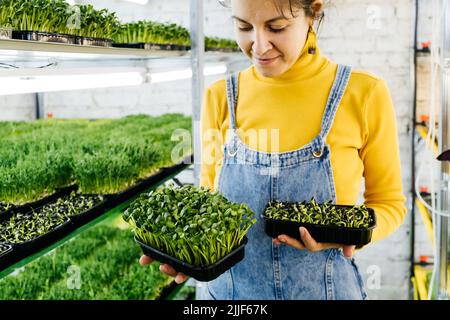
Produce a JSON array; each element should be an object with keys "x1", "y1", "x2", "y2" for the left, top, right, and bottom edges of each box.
[{"x1": 231, "y1": 0, "x2": 312, "y2": 78}]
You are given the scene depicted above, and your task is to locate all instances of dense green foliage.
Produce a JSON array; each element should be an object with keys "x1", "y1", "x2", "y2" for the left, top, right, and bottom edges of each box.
[
  {"x1": 0, "y1": 0, "x2": 120, "y2": 39},
  {"x1": 0, "y1": 114, "x2": 192, "y2": 204},
  {"x1": 114, "y1": 21, "x2": 190, "y2": 46},
  {"x1": 0, "y1": 1, "x2": 239, "y2": 49},
  {"x1": 113, "y1": 20, "x2": 238, "y2": 50},
  {"x1": 264, "y1": 199, "x2": 375, "y2": 229},
  {"x1": 205, "y1": 36, "x2": 239, "y2": 51},
  {"x1": 0, "y1": 223, "x2": 173, "y2": 299},
  {"x1": 124, "y1": 184, "x2": 256, "y2": 267}
]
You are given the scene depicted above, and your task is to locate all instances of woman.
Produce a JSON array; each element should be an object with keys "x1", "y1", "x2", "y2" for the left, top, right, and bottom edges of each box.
[{"x1": 141, "y1": 0, "x2": 407, "y2": 300}]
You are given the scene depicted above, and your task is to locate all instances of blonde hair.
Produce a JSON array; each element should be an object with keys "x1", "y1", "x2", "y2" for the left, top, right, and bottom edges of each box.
[{"x1": 219, "y1": 0, "x2": 324, "y2": 20}]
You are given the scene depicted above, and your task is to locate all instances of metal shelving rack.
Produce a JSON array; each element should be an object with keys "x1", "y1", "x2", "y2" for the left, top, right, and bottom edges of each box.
[{"x1": 412, "y1": 0, "x2": 450, "y2": 300}]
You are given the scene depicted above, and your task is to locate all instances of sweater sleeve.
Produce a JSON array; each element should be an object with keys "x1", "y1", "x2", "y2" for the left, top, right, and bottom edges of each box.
[
  {"x1": 199, "y1": 85, "x2": 223, "y2": 191},
  {"x1": 360, "y1": 79, "x2": 407, "y2": 243}
]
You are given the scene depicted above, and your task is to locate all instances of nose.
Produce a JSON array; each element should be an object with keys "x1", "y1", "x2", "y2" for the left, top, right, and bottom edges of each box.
[{"x1": 252, "y1": 30, "x2": 273, "y2": 57}]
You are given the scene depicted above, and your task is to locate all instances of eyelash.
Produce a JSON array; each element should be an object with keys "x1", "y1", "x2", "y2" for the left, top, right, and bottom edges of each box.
[{"x1": 238, "y1": 26, "x2": 285, "y2": 33}]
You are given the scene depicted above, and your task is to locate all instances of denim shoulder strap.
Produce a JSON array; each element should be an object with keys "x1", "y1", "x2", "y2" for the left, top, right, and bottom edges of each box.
[
  {"x1": 225, "y1": 72, "x2": 239, "y2": 131},
  {"x1": 319, "y1": 64, "x2": 352, "y2": 140}
]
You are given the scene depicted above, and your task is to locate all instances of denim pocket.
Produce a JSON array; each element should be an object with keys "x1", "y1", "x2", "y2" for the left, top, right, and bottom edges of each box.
[
  {"x1": 350, "y1": 258, "x2": 368, "y2": 300},
  {"x1": 206, "y1": 270, "x2": 234, "y2": 300}
]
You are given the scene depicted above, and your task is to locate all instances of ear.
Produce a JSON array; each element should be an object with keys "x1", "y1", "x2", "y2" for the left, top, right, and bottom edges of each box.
[{"x1": 311, "y1": 0, "x2": 324, "y2": 19}]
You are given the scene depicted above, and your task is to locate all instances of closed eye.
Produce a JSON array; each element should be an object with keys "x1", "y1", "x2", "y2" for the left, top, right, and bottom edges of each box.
[{"x1": 238, "y1": 26, "x2": 287, "y2": 33}]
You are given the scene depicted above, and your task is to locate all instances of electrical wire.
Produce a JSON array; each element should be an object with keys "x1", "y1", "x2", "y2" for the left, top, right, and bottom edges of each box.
[
  {"x1": 0, "y1": 63, "x2": 19, "y2": 69},
  {"x1": 0, "y1": 62, "x2": 56, "y2": 69}
]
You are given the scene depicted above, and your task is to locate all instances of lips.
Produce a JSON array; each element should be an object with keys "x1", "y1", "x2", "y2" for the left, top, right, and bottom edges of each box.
[{"x1": 254, "y1": 56, "x2": 280, "y2": 65}]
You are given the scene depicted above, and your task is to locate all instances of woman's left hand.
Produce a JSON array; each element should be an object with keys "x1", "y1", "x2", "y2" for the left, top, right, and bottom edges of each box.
[{"x1": 272, "y1": 227, "x2": 355, "y2": 258}]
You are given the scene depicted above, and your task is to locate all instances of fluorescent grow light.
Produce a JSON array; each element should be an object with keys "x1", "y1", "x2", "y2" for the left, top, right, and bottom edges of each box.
[
  {"x1": 0, "y1": 72, "x2": 144, "y2": 95},
  {"x1": 150, "y1": 64, "x2": 227, "y2": 83},
  {"x1": 0, "y1": 64, "x2": 227, "y2": 95}
]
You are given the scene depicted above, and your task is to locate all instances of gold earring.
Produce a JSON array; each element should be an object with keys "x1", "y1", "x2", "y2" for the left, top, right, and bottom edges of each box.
[{"x1": 307, "y1": 26, "x2": 317, "y2": 55}]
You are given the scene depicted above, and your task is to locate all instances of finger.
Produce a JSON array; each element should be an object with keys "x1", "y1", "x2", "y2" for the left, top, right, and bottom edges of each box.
[
  {"x1": 278, "y1": 234, "x2": 305, "y2": 250},
  {"x1": 175, "y1": 273, "x2": 189, "y2": 284},
  {"x1": 300, "y1": 228, "x2": 344, "y2": 252},
  {"x1": 272, "y1": 238, "x2": 282, "y2": 245},
  {"x1": 139, "y1": 255, "x2": 154, "y2": 265},
  {"x1": 343, "y1": 245, "x2": 356, "y2": 258},
  {"x1": 299, "y1": 227, "x2": 321, "y2": 252},
  {"x1": 160, "y1": 264, "x2": 178, "y2": 277}
]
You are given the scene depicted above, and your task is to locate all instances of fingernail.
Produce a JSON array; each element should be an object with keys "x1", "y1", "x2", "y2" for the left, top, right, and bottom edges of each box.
[
  {"x1": 279, "y1": 237, "x2": 286, "y2": 243},
  {"x1": 299, "y1": 227, "x2": 305, "y2": 237}
]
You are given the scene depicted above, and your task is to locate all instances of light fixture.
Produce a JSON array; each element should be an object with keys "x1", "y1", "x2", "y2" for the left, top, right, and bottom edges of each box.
[
  {"x1": 0, "y1": 71, "x2": 144, "y2": 95},
  {"x1": 150, "y1": 64, "x2": 227, "y2": 83},
  {"x1": 0, "y1": 64, "x2": 227, "y2": 95}
]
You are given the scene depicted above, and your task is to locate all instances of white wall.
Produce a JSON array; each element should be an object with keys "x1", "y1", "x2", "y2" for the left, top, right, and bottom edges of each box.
[{"x1": 0, "y1": 0, "x2": 438, "y2": 300}]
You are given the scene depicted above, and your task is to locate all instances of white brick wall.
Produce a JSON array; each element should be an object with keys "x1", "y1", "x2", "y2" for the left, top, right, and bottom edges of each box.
[
  {"x1": 0, "y1": 94, "x2": 36, "y2": 120},
  {"x1": 0, "y1": 0, "x2": 438, "y2": 300}
]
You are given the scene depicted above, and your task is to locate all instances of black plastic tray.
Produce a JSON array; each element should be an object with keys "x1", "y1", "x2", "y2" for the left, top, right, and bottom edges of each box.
[
  {"x1": 112, "y1": 42, "x2": 190, "y2": 51},
  {"x1": 263, "y1": 204, "x2": 377, "y2": 246},
  {"x1": 136, "y1": 236, "x2": 247, "y2": 282},
  {"x1": 0, "y1": 223, "x2": 72, "y2": 273},
  {"x1": 77, "y1": 36, "x2": 112, "y2": 47},
  {"x1": 0, "y1": 244, "x2": 13, "y2": 271},
  {"x1": 12, "y1": 30, "x2": 76, "y2": 44},
  {"x1": 67, "y1": 194, "x2": 113, "y2": 228},
  {"x1": 0, "y1": 184, "x2": 78, "y2": 217},
  {"x1": 0, "y1": 206, "x2": 72, "y2": 255},
  {"x1": 109, "y1": 155, "x2": 193, "y2": 207}
]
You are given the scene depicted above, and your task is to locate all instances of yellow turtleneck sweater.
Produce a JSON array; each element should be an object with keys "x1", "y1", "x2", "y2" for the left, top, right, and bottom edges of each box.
[{"x1": 200, "y1": 31, "x2": 407, "y2": 244}]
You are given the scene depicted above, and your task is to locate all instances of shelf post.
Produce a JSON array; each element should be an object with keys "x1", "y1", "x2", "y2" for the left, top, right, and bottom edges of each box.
[{"x1": 190, "y1": 0, "x2": 204, "y2": 187}]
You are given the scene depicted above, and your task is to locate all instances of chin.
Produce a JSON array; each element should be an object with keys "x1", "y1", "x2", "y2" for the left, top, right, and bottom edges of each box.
[{"x1": 255, "y1": 66, "x2": 284, "y2": 78}]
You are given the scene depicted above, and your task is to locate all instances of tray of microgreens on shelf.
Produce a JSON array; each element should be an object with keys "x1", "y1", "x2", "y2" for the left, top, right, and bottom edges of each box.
[
  {"x1": 112, "y1": 21, "x2": 191, "y2": 51},
  {"x1": 0, "y1": 191, "x2": 108, "y2": 262},
  {"x1": 123, "y1": 184, "x2": 256, "y2": 282},
  {"x1": 263, "y1": 199, "x2": 377, "y2": 246},
  {"x1": 0, "y1": 0, "x2": 119, "y2": 47}
]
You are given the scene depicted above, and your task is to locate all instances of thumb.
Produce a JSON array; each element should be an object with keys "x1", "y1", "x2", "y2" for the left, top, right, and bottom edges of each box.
[{"x1": 343, "y1": 245, "x2": 355, "y2": 258}]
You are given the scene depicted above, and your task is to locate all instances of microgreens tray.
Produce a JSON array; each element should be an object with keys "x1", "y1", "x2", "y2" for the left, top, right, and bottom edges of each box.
[
  {"x1": 0, "y1": 184, "x2": 78, "y2": 217},
  {"x1": 12, "y1": 30, "x2": 76, "y2": 44},
  {"x1": 76, "y1": 36, "x2": 112, "y2": 47},
  {"x1": 112, "y1": 42, "x2": 190, "y2": 51},
  {"x1": 53, "y1": 193, "x2": 110, "y2": 227},
  {"x1": 112, "y1": 155, "x2": 192, "y2": 206},
  {"x1": 263, "y1": 201, "x2": 377, "y2": 246},
  {"x1": 136, "y1": 236, "x2": 247, "y2": 282},
  {"x1": 0, "y1": 207, "x2": 71, "y2": 250},
  {"x1": 124, "y1": 183, "x2": 255, "y2": 281},
  {"x1": 0, "y1": 243, "x2": 14, "y2": 271}
]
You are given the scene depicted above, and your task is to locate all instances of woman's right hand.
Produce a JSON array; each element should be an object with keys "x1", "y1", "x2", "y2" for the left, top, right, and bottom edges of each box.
[{"x1": 139, "y1": 255, "x2": 189, "y2": 284}]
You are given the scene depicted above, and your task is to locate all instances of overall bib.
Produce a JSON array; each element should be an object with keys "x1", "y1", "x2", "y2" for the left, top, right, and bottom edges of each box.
[{"x1": 197, "y1": 64, "x2": 368, "y2": 300}]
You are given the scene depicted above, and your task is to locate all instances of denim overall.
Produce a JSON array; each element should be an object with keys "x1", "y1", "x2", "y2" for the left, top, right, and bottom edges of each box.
[{"x1": 196, "y1": 64, "x2": 367, "y2": 300}]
